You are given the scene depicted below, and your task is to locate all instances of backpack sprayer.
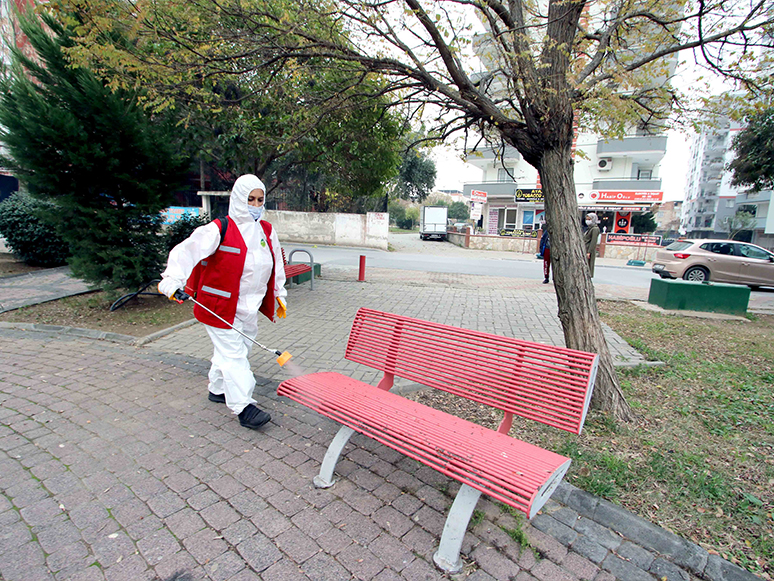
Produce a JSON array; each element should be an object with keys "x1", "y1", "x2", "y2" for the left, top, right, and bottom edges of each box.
[{"x1": 171, "y1": 289, "x2": 293, "y2": 367}]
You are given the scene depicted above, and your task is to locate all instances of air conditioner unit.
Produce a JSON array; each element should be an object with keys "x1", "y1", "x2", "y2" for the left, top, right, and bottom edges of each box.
[{"x1": 597, "y1": 157, "x2": 613, "y2": 171}]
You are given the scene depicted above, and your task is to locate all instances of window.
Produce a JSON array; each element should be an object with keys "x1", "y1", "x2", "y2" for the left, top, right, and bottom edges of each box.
[
  {"x1": 704, "y1": 216, "x2": 713, "y2": 227},
  {"x1": 701, "y1": 242, "x2": 732, "y2": 255},
  {"x1": 726, "y1": 199, "x2": 734, "y2": 208},
  {"x1": 497, "y1": 167, "x2": 515, "y2": 182},
  {"x1": 505, "y1": 208, "x2": 518, "y2": 229},
  {"x1": 637, "y1": 169, "x2": 652, "y2": 180},
  {"x1": 738, "y1": 244, "x2": 772, "y2": 260},
  {"x1": 522, "y1": 210, "x2": 534, "y2": 229}
]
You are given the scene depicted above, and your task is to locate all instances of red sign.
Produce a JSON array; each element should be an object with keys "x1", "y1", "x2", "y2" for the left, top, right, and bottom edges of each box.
[
  {"x1": 614, "y1": 211, "x2": 631, "y2": 233},
  {"x1": 590, "y1": 190, "x2": 663, "y2": 202},
  {"x1": 470, "y1": 189, "x2": 488, "y2": 203}
]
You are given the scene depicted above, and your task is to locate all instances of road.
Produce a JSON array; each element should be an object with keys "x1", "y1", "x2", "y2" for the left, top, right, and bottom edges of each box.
[{"x1": 285, "y1": 232, "x2": 658, "y2": 289}]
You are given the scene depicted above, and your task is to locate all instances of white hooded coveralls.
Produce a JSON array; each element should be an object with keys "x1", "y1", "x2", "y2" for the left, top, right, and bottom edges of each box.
[{"x1": 161, "y1": 175, "x2": 287, "y2": 415}]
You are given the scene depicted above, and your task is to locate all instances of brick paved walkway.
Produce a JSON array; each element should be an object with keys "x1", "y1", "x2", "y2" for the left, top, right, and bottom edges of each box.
[
  {"x1": 0, "y1": 267, "x2": 93, "y2": 313},
  {"x1": 1, "y1": 266, "x2": 764, "y2": 580}
]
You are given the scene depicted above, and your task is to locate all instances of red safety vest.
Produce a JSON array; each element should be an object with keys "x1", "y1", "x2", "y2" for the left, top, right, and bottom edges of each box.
[{"x1": 185, "y1": 218, "x2": 277, "y2": 328}]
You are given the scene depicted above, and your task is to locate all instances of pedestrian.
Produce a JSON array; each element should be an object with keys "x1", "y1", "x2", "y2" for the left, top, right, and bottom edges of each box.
[
  {"x1": 583, "y1": 212, "x2": 600, "y2": 277},
  {"x1": 540, "y1": 224, "x2": 551, "y2": 284},
  {"x1": 157, "y1": 174, "x2": 287, "y2": 430}
]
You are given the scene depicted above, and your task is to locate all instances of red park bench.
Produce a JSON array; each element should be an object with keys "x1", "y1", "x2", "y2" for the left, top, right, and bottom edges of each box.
[
  {"x1": 277, "y1": 308, "x2": 599, "y2": 573},
  {"x1": 281, "y1": 248, "x2": 314, "y2": 290}
]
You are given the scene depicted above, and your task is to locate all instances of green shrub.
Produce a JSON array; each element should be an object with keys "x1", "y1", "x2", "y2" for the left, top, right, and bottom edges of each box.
[
  {"x1": 0, "y1": 192, "x2": 69, "y2": 266},
  {"x1": 164, "y1": 212, "x2": 211, "y2": 253}
]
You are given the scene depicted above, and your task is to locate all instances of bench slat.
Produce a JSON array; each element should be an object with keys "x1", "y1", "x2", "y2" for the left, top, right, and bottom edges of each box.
[
  {"x1": 279, "y1": 371, "x2": 571, "y2": 516},
  {"x1": 345, "y1": 308, "x2": 598, "y2": 434}
]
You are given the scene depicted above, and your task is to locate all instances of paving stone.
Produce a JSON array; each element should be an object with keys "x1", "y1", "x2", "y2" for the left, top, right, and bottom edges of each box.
[
  {"x1": 573, "y1": 518, "x2": 622, "y2": 551},
  {"x1": 570, "y1": 537, "x2": 609, "y2": 565},
  {"x1": 257, "y1": 558, "x2": 308, "y2": 581},
  {"x1": 601, "y1": 553, "x2": 656, "y2": 581},
  {"x1": 235, "y1": 533, "x2": 283, "y2": 573},
  {"x1": 290, "y1": 508, "x2": 333, "y2": 540},
  {"x1": 137, "y1": 528, "x2": 181, "y2": 564},
  {"x1": 315, "y1": 524, "x2": 354, "y2": 556},
  {"x1": 472, "y1": 544, "x2": 522, "y2": 579},
  {"x1": 400, "y1": 556, "x2": 446, "y2": 580},
  {"x1": 148, "y1": 491, "x2": 187, "y2": 519},
  {"x1": 103, "y1": 553, "x2": 154, "y2": 581},
  {"x1": 616, "y1": 541, "x2": 655, "y2": 570},
  {"x1": 90, "y1": 530, "x2": 137, "y2": 568},
  {"x1": 301, "y1": 552, "x2": 352, "y2": 581},
  {"x1": 649, "y1": 557, "x2": 692, "y2": 581},
  {"x1": 340, "y1": 510, "x2": 383, "y2": 545},
  {"x1": 203, "y1": 549, "x2": 246, "y2": 581},
  {"x1": 531, "y1": 559, "x2": 578, "y2": 581},
  {"x1": 274, "y1": 527, "x2": 321, "y2": 563},
  {"x1": 183, "y1": 528, "x2": 229, "y2": 565},
  {"x1": 562, "y1": 552, "x2": 600, "y2": 581},
  {"x1": 337, "y1": 543, "x2": 386, "y2": 580},
  {"x1": 372, "y1": 505, "x2": 414, "y2": 537},
  {"x1": 368, "y1": 533, "x2": 415, "y2": 572},
  {"x1": 267, "y1": 490, "x2": 308, "y2": 517},
  {"x1": 152, "y1": 550, "x2": 199, "y2": 580},
  {"x1": 532, "y1": 514, "x2": 579, "y2": 547},
  {"x1": 526, "y1": 527, "x2": 569, "y2": 563},
  {"x1": 164, "y1": 508, "x2": 206, "y2": 540},
  {"x1": 250, "y1": 506, "x2": 292, "y2": 538}
]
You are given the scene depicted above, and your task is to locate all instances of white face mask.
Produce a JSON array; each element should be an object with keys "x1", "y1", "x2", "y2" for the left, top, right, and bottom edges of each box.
[{"x1": 248, "y1": 205, "x2": 265, "y2": 221}]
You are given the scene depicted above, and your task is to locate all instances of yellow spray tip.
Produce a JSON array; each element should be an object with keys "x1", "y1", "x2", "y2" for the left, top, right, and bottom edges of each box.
[{"x1": 276, "y1": 351, "x2": 293, "y2": 367}]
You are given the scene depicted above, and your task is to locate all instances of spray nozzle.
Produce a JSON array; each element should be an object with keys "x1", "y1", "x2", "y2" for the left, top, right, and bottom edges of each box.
[{"x1": 276, "y1": 351, "x2": 293, "y2": 367}]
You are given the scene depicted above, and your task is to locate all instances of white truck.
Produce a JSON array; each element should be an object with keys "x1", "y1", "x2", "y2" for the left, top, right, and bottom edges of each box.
[{"x1": 419, "y1": 206, "x2": 449, "y2": 241}]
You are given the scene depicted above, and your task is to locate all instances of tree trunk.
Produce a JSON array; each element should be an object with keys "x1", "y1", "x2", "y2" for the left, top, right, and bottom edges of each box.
[{"x1": 539, "y1": 146, "x2": 634, "y2": 422}]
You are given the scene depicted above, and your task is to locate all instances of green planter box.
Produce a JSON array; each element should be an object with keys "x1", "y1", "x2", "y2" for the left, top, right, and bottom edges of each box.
[
  {"x1": 648, "y1": 278, "x2": 750, "y2": 315},
  {"x1": 285, "y1": 263, "x2": 321, "y2": 286}
]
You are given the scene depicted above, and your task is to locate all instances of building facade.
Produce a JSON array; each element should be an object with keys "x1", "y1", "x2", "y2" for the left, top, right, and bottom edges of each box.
[{"x1": 462, "y1": 132, "x2": 666, "y2": 237}]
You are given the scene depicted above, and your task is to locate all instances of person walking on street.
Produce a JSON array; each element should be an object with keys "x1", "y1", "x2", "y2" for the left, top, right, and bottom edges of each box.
[
  {"x1": 540, "y1": 225, "x2": 551, "y2": 284},
  {"x1": 583, "y1": 213, "x2": 600, "y2": 277},
  {"x1": 157, "y1": 174, "x2": 287, "y2": 430}
]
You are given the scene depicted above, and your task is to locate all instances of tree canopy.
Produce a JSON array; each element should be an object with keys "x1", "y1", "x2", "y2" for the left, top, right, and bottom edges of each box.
[
  {"x1": 0, "y1": 10, "x2": 189, "y2": 290},
  {"x1": 730, "y1": 108, "x2": 774, "y2": 192},
  {"x1": 50, "y1": 0, "x2": 774, "y2": 419}
]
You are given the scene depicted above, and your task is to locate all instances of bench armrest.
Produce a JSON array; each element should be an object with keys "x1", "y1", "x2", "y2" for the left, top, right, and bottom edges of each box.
[{"x1": 288, "y1": 249, "x2": 314, "y2": 267}]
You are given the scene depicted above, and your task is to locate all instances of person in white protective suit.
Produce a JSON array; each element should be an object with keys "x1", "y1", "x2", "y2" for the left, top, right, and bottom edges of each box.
[{"x1": 158, "y1": 174, "x2": 287, "y2": 430}]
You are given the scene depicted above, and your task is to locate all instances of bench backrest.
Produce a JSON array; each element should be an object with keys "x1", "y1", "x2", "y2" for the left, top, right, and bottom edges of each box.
[{"x1": 345, "y1": 308, "x2": 599, "y2": 435}]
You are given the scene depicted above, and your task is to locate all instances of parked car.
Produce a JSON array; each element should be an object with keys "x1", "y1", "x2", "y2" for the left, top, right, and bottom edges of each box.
[{"x1": 652, "y1": 239, "x2": 774, "y2": 289}]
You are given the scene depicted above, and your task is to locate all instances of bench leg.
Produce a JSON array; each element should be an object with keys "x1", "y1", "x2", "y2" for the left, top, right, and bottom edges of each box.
[
  {"x1": 313, "y1": 425, "x2": 355, "y2": 488},
  {"x1": 433, "y1": 484, "x2": 482, "y2": 574}
]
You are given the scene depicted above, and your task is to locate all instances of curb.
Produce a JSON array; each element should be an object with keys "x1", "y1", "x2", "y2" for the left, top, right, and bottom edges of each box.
[
  {"x1": 547, "y1": 482, "x2": 763, "y2": 581},
  {"x1": 132, "y1": 318, "x2": 199, "y2": 346}
]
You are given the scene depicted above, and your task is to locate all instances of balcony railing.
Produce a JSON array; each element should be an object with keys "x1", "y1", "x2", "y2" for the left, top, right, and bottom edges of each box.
[
  {"x1": 462, "y1": 182, "x2": 518, "y2": 197},
  {"x1": 591, "y1": 178, "x2": 662, "y2": 191},
  {"x1": 596, "y1": 136, "x2": 668, "y2": 156}
]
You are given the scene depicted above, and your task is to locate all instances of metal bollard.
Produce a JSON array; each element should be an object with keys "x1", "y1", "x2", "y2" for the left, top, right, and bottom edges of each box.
[{"x1": 358, "y1": 255, "x2": 366, "y2": 281}]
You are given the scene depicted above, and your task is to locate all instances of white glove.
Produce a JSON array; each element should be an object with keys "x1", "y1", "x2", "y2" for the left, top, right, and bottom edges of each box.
[{"x1": 158, "y1": 277, "x2": 183, "y2": 298}]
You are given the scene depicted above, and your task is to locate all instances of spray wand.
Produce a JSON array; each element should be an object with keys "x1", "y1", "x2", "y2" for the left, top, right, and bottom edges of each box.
[{"x1": 172, "y1": 290, "x2": 293, "y2": 367}]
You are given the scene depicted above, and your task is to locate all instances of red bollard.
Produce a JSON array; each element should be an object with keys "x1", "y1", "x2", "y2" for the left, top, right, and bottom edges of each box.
[{"x1": 358, "y1": 255, "x2": 366, "y2": 281}]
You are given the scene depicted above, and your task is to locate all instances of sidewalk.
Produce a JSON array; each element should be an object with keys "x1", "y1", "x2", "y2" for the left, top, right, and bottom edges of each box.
[{"x1": 0, "y1": 267, "x2": 763, "y2": 581}]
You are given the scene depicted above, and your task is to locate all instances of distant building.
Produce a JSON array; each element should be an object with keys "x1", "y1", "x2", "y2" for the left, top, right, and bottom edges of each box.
[
  {"x1": 654, "y1": 201, "x2": 683, "y2": 236},
  {"x1": 680, "y1": 116, "x2": 742, "y2": 239}
]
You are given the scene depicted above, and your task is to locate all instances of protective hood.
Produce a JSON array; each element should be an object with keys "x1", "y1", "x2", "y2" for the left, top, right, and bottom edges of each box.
[{"x1": 229, "y1": 174, "x2": 266, "y2": 224}]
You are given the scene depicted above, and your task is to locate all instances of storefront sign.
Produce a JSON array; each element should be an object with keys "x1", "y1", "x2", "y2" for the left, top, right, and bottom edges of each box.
[
  {"x1": 606, "y1": 233, "x2": 662, "y2": 246},
  {"x1": 470, "y1": 202, "x2": 482, "y2": 221},
  {"x1": 162, "y1": 206, "x2": 200, "y2": 225},
  {"x1": 471, "y1": 189, "x2": 488, "y2": 203},
  {"x1": 514, "y1": 188, "x2": 544, "y2": 203},
  {"x1": 499, "y1": 229, "x2": 539, "y2": 238},
  {"x1": 614, "y1": 211, "x2": 631, "y2": 233},
  {"x1": 578, "y1": 205, "x2": 652, "y2": 212},
  {"x1": 590, "y1": 190, "x2": 663, "y2": 203}
]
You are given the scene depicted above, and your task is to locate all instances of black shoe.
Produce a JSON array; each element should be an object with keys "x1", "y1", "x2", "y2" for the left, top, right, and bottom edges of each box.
[
  {"x1": 543, "y1": 278, "x2": 549, "y2": 284},
  {"x1": 208, "y1": 392, "x2": 226, "y2": 403},
  {"x1": 238, "y1": 405, "x2": 271, "y2": 429}
]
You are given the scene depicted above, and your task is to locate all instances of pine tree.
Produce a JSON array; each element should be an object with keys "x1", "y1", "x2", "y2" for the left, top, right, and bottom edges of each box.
[{"x1": 0, "y1": 11, "x2": 189, "y2": 291}]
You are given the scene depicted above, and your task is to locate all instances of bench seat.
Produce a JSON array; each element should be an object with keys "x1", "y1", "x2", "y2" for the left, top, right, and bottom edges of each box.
[{"x1": 279, "y1": 371, "x2": 571, "y2": 517}]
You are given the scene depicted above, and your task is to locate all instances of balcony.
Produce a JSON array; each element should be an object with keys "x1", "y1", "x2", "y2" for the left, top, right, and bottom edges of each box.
[
  {"x1": 462, "y1": 181, "x2": 518, "y2": 198},
  {"x1": 596, "y1": 136, "x2": 668, "y2": 156},
  {"x1": 737, "y1": 190, "x2": 771, "y2": 203},
  {"x1": 592, "y1": 178, "x2": 662, "y2": 191}
]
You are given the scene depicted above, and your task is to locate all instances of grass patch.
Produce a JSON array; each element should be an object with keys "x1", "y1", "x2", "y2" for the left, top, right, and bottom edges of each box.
[{"x1": 469, "y1": 509, "x2": 485, "y2": 529}]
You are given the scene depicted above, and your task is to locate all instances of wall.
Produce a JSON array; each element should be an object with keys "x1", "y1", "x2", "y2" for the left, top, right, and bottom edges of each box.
[
  {"x1": 448, "y1": 232, "x2": 539, "y2": 253},
  {"x1": 264, "y1": 210, "x2": 389, "y2": 250},
  {"x1": 602, "y1": 244, "x2": 659, "y2": 261}
]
